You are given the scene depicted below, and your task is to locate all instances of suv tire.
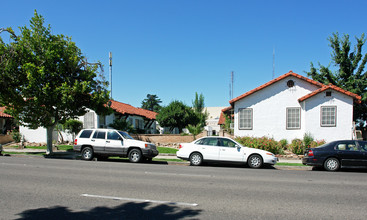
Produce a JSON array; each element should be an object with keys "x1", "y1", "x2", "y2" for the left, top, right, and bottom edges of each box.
[
  {"x1": 129, "y1": 149, "x2": 142, "y2": 163},
  {"x1": 81, "y1": 147, "x2": 94, "y2": 161}
]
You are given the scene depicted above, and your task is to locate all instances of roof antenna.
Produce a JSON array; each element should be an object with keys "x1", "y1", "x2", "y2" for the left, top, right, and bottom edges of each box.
[
  {"x1": 109, "y1": 52, "x2": 112, "y2": 99},
  {"x1": 272, "y1": 47, "x2": 275, "y2": 79}
]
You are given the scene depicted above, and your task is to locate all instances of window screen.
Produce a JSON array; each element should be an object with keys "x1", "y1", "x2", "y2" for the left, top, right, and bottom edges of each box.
[
  {"x1": 287, "y1": 108, "x2": 300, "y2": 129},
  {"x1": 239, "y1": 108, "x2": 252, "y2": 129},
  {"x1": 321, "y1": 106, "x2": 336, "y2": 127}
]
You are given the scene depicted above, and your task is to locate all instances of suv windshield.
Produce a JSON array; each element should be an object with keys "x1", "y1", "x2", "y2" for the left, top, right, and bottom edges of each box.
[{"x1": 118, "y1": 131, "x2": 134, "y2": 140}]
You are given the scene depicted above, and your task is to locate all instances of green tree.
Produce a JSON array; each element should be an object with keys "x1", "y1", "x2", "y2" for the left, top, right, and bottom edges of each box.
[
  {"x1": 192, "y1": 92, "x2": 208, "y2": 127},
  {"x1": 306, "y1": 33, "x2": 367, "y2": 127},
  {"x1": 186, "y1": 124, "x2": 204, "y2": 140},
  {"x1": 0, "y1": 11, "x2": 110, "y2": 154},
  {"x1": 109, "y1": 117, "x2": 136, "y2": 133},
  {"x1": 63, "y1": 119, "x2": 83, "y2": 142},
  {"x1": 141, "y1": 94, "x2": 162, "y2": 112},
  {"x1": 156, "y1": 100, "x2": 196, "y2": 133}
]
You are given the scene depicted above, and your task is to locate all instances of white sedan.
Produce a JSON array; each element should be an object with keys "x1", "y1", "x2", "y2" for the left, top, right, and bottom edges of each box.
[{"x1": 176, "y1": 137, "x2": 278, "y2": 168}]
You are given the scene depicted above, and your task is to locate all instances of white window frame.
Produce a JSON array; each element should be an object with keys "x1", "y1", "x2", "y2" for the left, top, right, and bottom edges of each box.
[
  {"x1": 321, "y1": 106, "x2": 337, "y2": 127},
  {"x1": 286, "y1": 107, "x2": 301, "y2": 130},
  {"x1": 239, "y1": 108, "x2": 253, "y2": 130}
]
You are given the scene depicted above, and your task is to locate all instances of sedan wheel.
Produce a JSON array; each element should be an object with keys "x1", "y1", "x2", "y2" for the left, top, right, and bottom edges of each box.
[
  {"x1": 190, "y1": 153, "x2": 203, "y2": 166},
  {"x1": 129, "y1": 149, "x2": 142, "y2": 163},
  {"x1": 324, "y1": 157, "x2": 340, "y2": 171},
  {"x1": 81, "y1": 147, "x2": 93, "y2": 161},
  {"x1": 248, "y1": 154, "x2": 263, "y2": 168}
]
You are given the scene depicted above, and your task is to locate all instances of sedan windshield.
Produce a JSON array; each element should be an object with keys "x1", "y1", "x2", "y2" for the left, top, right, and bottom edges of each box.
[{"x1": 118, "y1": 131, "x2": 134, "y2": 140}]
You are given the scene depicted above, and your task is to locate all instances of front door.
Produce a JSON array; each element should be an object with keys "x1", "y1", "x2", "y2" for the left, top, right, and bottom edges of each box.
[
  {"x1": 105, "y1": 130, "x2": 125, "y2": 155},
  {"x1": 357, "y1": 141, "x2": 367, "y2": 166},
  {"x1": 335, "y1": 141, "x2": 364, "y2": 167},
  {"x1": 218, "y1": 138, "x2": 245, "y2": 162}
]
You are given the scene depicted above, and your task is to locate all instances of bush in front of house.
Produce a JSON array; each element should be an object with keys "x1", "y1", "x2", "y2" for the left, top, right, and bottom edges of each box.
[
  {"x1": 310, "y1": 140, "x2": 326, "y2": 148},
  {"x1": 235, "y1": 136, "x2": 284, "y2": 155},
  {"x1": 288, "y1": 139, "x2": 304, "y2": 155},
  {"x1": 11, "y1": 130, "x2": 21, "y2": 142}
]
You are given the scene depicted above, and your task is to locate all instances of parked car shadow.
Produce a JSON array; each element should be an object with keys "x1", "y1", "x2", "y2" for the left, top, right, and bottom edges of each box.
[
  {"x1": 200, "y1": 162, "x2": 276, "y2": 170},
  {"x1": 310, "y1": 166, "x2": 367, "y2": 173},
  {"x1": 17, "y1": 202, "x2": 202, "y2": 220}
]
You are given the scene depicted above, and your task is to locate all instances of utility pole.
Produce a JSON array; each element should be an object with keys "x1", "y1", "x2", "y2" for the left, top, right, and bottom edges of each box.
[{"x1": 109, "y1": 52, "x2": 112, "y2": 99}]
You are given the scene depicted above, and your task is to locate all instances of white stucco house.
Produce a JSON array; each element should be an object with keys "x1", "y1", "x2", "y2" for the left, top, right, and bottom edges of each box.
[
  {"x1": 20, "y1": 100, "x2": 158, "y2": 143},
  {"x1": 226, "y1": 71, "x2": 361, "y2": 142}
]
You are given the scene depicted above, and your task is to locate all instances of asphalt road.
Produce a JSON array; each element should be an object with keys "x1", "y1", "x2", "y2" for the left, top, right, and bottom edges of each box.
[{"x1": 1, "y1": 156, "x2": 367, "y2": 220}]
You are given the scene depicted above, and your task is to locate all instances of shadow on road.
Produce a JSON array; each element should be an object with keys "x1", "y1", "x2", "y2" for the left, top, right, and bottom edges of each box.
[
  {"x1": 17, "y1": 202, "x2": 202, "y2": 220},
  {"x1": 200, "y1": 162, "x2": 276, "y2": 170},
  {"x1": 309, "y1": 166, "x2": 367, "y2": 173}
]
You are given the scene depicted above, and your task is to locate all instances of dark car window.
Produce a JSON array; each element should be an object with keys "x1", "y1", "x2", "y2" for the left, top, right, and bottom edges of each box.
[
  {"x1": 93, "y1": 130, "x2": 106, "y2": 139},
  {"x1": 336, "y1": 142, "x2": 357, "y2": 151},
  {"x1": 202, "y1": 138, "x2": 218, "y2": 146},
  {"x1": 359, "y1": 141, "x2": 367, "y2": 152},
  {"x1": 220, "y1": 139, "x2": 237, "y2": 148},
  {"x1": 107, "y1": 131, "x2": 122, "y2": 140},
  {"x1": 118, "y1": 131, "x2": 134, "y2": 140},
  {"x1": 79, "y1": 130, "x2": 93, "y2": 138},
  {"x1": 195, "y1": 139, "x2": 204, "y2": 145}
]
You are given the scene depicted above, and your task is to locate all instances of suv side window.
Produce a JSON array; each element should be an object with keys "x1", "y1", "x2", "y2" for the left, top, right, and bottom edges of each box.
[
  {"x1": 93, "y1": 130, "x2": 106, "y2": 139},
  {"x1": 79, "y1": 130, "x2": 93, "y2": 138},
  {"x1": 107, "y1": 131, "x2": 122, "y2": 140}
]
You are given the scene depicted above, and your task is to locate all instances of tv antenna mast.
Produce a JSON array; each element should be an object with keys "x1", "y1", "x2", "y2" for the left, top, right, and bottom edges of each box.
[
  {"x1": 229, "y1": 71, "x2": 234, "y2": 100},
  {"x1": 109, "y1": 52, "x2": 112, "y2": 99}
]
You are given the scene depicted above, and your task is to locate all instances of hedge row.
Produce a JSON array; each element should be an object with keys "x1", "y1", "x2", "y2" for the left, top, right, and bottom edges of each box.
[{"x1": 235, "y1": 135, "x2": 326, "y2": 155}]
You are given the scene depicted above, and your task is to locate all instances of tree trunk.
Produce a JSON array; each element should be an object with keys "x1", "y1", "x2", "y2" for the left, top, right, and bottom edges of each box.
[{"x1": 46, "y1": 125, "x2": 55, "y2": 155}]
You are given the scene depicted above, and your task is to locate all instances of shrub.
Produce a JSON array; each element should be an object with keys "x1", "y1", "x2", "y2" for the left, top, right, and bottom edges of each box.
[
  {"x1": 303, "y1": 132, "x2": 314, "y2": 148},
  {"x1": 279, "y1": 139, "x2": 288, "y2": 151},
  {"x1": 235, "y1": 136, "x2": 283, "y2": 155},
  {"x1": 289, "y1": 139, "x2": 304, "y2": 155},
  {"x1": 11, "y1": 130, "x2": 21, "y2": 142},
  {"x1": 310, "y1": 140, "x2": 326, "y2": 148}
]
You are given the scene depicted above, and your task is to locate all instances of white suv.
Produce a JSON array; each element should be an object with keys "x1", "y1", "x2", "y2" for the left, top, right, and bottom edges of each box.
[{"x1": 74, "y1": 129, "x2": 158, "y2": 162}]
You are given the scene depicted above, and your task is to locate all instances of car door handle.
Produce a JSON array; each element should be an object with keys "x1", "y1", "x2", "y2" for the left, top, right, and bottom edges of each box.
[
  {"x1": 106, "y1": 141, "x2": 110, "y2": 143},
  {"x1": 91, "y1": 139, "x2": 95, "y2": 142}
]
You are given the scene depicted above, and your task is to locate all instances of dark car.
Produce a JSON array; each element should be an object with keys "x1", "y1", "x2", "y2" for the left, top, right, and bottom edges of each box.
[{"x1": 302, "y1": 140, "x2": 367, "y2": 171}]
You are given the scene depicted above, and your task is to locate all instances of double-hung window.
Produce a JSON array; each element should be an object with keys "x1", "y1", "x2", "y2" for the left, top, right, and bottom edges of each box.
[
  {"x1": 321, "y1": 106, "x2": 336, "y2": 127},
  {"x1": 239, "y1": 108, "x2": 253, "y2": 130},
  {"x1": 287, "y1": 108, "x2": 300, "y2": 129}
]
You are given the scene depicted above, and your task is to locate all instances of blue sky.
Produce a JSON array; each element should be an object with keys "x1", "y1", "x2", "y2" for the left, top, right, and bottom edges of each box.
[{"x1": 1, "y1": 0, "x2": 366, "y2": 108}]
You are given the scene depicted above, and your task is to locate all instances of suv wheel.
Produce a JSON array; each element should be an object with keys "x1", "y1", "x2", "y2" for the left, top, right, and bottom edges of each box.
[
  {"x1": 129, "y1": 149, "x2": 142, "y2": 163},
  {"x1": 81, "y1": 147, "x2": 94, "y2": 161}
]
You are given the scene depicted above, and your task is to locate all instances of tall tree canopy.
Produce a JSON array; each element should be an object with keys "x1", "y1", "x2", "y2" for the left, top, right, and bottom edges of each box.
[
  {"x1": 192, "y1": 92, "x2": 208, "y2": 127},
  {"x1": 306, "y1": 32, "x2": 367, "y2": 127},
  {"x1": 141, "y1": 94, "x2": 162, "y2": 112},
  {"x1": 0, "y1": 11, "x2": 110, "y2": 153},
  {"x1": 156, "y1": 100, "x2": 197, "y2": 133}
]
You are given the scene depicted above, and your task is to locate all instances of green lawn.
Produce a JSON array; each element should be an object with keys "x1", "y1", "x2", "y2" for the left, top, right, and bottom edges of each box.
[
  {"x1": 157, "y1": 146, "x2": 178, "y2": 154},
  {"x1": 276, "y1": 162, "x2": 306, "y2": 166}
]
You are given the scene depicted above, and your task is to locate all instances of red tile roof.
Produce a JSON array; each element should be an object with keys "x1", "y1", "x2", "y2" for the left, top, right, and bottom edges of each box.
[
  {"x1": 298, "y1": 84, "x2": 362, "y2": 104},
  {"x1": 0, "y1": 107, "x2": 13, "y2": 118},
  {"x1": 109, "y1": 100, "x2": 157, "y2": 120},
  {"x1": 229, "y1": 71, "x2": 361, "y2": 104},
  {"x1": 218, "y1": 107, "x2": 233, "y2": 125}
]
